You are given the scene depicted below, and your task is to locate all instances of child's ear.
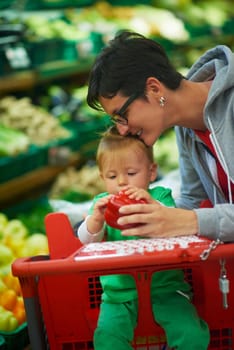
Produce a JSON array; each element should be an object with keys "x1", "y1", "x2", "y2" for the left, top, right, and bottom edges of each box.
[{"x1": 150, "y1": 163, "x2": 157, "y2": 182}]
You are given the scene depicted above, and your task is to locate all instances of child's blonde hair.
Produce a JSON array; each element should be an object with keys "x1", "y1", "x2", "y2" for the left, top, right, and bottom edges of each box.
[{"x1": 96, "y1": 126, "x2": 154, "y2": 170}]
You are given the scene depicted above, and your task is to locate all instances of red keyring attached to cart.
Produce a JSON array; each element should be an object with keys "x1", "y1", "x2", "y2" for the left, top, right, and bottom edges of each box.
[{"x1": 104, "y1": 190, "x2": 147, "y2": 230}]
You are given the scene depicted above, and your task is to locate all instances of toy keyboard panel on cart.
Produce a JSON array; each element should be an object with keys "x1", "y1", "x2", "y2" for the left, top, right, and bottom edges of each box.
[{"x1": 74, "y1": 235, "x2": 215, "y2": 269}]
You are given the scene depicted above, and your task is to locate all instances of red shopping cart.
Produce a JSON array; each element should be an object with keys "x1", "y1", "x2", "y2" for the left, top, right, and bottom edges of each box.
[{"x1": 12, "y1": 212, "x2": 234, "y2": 350}]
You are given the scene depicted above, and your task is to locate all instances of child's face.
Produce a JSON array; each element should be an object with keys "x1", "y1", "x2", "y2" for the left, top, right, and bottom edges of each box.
[{"x1": 100, "y1": 147, "x2": 156, "y2": 194}]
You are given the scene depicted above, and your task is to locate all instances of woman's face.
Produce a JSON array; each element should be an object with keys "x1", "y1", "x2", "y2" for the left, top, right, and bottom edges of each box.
[{"x1": 99, "y1": 92, "x2": 166, "y2": 147}]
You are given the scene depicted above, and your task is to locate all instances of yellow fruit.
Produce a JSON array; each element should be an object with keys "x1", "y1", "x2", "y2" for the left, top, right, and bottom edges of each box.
[
  {"x1": 0, "y1": 289, "x2": 17, "y2": 311},
  {"x1": 0, "y1": 213, "x2": 8, "y2": 240},
  {"x1": 0, "y1": 264, "x2": 11, "y2": 277},
  {"x1": 0, "y1": 244, "x2": 14, "y2": 265},
  {"x1": 0, "y1": 278, "x2": 7, "y2": 293},
  {"x1": 21, "y1": 233, "x2": 48, "y2": 256},
  {"x1": 12, "y1": 296, "x2": 26, "y2": 325},
  {"x1": 5, "y1": 238, "x2": 25, "y2": 258},
  {"x1": 2, "y1": 273, "x2": 22, "y2": 295},
  {"x1": 3, "y1": 220, "x2": 28, "y2": 241}
]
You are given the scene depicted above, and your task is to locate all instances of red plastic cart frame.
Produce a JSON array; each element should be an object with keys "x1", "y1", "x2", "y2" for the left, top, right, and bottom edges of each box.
[{"x1": 12, "y1": 213, "x2": 234, "y2": 350}]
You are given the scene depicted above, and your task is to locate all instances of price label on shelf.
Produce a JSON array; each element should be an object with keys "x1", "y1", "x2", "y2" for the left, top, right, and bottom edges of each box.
[{"x1": 5, "y1": 44, "x2": 31, "y2": 69}]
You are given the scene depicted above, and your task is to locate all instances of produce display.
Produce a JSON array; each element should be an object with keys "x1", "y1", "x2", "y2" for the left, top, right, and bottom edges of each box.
[
  {"x1": 64, "y1": 1, "x2": 189, "y2": 42},
  {"x1": 21, "y1": 0, "x2": 234, "y2": 44},
  {"x1": 44, "y1": 84, "x2": 102, "y2": 123},
  {"x1": 16, "y1": 199, "x2": 53, "y2": 235},
  {"x1": 0, "y1": 96, "x2": 71, "y2": 148},
  {"x1": 1, "y1": 0, "x2": 233, "y2": 77},
  {"x1": 23, "y1": 15, "x2": 89, "y2": 41},
  {"x1": 0, "y1": 124, "x2": 29, "y2": 157},
  {"x1": 0, "y1": 275, "x2": 25, "y2": 332},
  {"x1": 154, "y1": 0, "x2": 234, "y2": 27},
  {"x1": 0, "y1": 212, "x2": 49, "y2": 332},
  {"x1": 49, "y1": 164, "x2": 105, "y2": 200},
  {"x1": 16, "y1": 0, "x2": 234, "y2": 68}
]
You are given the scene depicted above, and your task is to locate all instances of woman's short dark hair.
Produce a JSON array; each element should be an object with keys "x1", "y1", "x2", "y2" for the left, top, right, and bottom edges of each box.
[{"x1": 87, "y1": 30, "x2": 183, "y2": 111}]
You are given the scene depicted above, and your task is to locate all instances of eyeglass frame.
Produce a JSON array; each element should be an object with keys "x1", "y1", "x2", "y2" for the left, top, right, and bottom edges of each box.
[{"x1": 110, "y1": 92, "x2": 140, "y2": 126}]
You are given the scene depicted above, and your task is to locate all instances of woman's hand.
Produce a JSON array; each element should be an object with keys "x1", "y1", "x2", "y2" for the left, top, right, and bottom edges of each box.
[{"x1": 118, "y1": 201, "x2": 198, "y2": 238}]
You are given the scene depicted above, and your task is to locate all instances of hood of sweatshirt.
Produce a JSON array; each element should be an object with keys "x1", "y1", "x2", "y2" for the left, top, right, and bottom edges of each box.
[{"x1": 186, "y1": 45, "x2": 234, "y2": 201}]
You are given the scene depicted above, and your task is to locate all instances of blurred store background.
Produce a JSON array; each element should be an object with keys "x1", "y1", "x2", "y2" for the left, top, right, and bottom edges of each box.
[{"x1": 0, "y1": 1, "x2": 233, "y2": 348}]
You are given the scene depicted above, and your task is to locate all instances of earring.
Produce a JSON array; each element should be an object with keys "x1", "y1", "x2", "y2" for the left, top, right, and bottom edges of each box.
[{"x1": 159, "y1": 96, "x2": 165, "y2": 107}]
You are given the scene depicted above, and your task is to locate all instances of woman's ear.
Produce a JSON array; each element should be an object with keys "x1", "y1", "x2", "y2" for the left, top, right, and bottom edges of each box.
[
  {"x1": 150, "y1": 163, "x2": 158, "y2": 182},
  {"x1": 145, "y1": 77, "x2": 162, "y2": 97}
]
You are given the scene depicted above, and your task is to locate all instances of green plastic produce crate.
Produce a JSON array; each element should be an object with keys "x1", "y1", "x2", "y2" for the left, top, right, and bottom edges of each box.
[
  {"x1": 0, "y1": 145, "x2": 47, "y2": 184},
  {"x1": 0, "y1": 336, "x2": 6, "y2": 350},
  {"x1": 26, "y1": 39, "x2": 65, "y2": 67},
  {"x1": 108, "y1": 0, "x2": 152, "y2": 4},
  {"x1": 44, "y1": 31, "x2": 104, "y2": 63},
  {"x1": 0, "y1": 125, "x2": 78, "y2": 185},
  {"x1": 66, "y1": 115, "x2": 110, "y2": 159},
  {"x1": 0, "y1": 323, "x2": 29, "y2": 350},
  {"x1": 0, "y1": 0, "x2": 14, "y2": 9},
  {"x1": 76, "y1": 32, "x2": 105, "y2": 59},
  {"x1": 24, "y1": 0, "x2": 94, "y2": 10}
]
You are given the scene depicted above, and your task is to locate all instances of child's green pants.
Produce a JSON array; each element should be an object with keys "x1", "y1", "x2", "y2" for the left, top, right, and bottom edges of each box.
[{"x1": 94, "y1": 292, "x2": 210, "y2": 350}]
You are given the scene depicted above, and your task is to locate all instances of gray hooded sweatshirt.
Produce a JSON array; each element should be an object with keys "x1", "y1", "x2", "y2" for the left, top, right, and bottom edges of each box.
[{"x1": 175, "y1": 45, "x2": 234, "y2": 242}]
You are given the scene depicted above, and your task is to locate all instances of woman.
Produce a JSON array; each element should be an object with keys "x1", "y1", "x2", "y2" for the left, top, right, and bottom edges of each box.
[{"x1": 86, "y1": 30, "x2": 234, "y2": 243}]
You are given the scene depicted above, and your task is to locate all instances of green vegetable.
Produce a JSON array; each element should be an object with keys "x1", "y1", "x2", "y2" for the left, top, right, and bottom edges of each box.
[
  {"x1": 60, "y1": 190, "x2": 92, "y2": 203},
  {"x1": 0, "y1": 125, "x2": 29, "y2": 156},
  {"x1": 0, "y1": 306, "x2": 18, "y2": 332},
  {"x1": 17, "y1": 201, "x2": 53, "y2": 234}
]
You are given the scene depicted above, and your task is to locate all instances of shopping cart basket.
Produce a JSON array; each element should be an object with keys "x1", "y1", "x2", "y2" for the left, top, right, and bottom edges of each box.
[{"x1": 12, "y1": 212, "x2": 234, "y2": 350}]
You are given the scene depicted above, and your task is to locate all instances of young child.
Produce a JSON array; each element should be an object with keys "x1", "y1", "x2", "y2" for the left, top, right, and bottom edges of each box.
[{"x1": 77, "y1": 126, "x2": 210, "y2": 350}]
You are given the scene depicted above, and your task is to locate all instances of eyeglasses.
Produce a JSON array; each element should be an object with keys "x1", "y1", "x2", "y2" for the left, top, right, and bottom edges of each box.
[{"x1": 110, "y1": 93, "x2": 139, "y2": 126}]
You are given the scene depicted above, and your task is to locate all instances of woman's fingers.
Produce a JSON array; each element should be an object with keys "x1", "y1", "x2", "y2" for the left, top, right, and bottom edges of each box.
[
  {"x1": 119, "y1": 206, "x2": 198, "y2": 238},
  {"x1": 119, "y1": 202, "x2": 160, "y2": 215},
  {"x1": 118, "y1": 203, "x2": 161, "y2": 237}
]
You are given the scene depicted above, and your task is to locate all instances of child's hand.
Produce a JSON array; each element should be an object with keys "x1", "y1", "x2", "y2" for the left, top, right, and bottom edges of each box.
[
  {"x1": 93, "y1": 196, "x2": 112, "y2": 220},
  {"x1": 87, "y1": 195, "x2": 112, "y2": 234},
  {"x1": 122, "y1": 186, "x2": 154, "y2": 203}
]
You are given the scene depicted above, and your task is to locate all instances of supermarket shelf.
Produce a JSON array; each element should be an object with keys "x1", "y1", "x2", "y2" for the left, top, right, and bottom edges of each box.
[
  {"x1": 0, "y1": 59, "x2": 94, "y2": 94},
  {"x1": 0, "y1": 152, "x2": 82, "y2": 210},
  {"x1": 0, "y1": 70, "x2": 37, "y2": 94},
  {"x1": 37, "y1": 58, "x2": 95, "y2": 80}
]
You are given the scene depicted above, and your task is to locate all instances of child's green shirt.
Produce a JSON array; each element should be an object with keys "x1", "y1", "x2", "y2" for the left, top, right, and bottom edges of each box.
[{"x1": 90, "y1": 187, "x2": 191, "y2": 303}]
